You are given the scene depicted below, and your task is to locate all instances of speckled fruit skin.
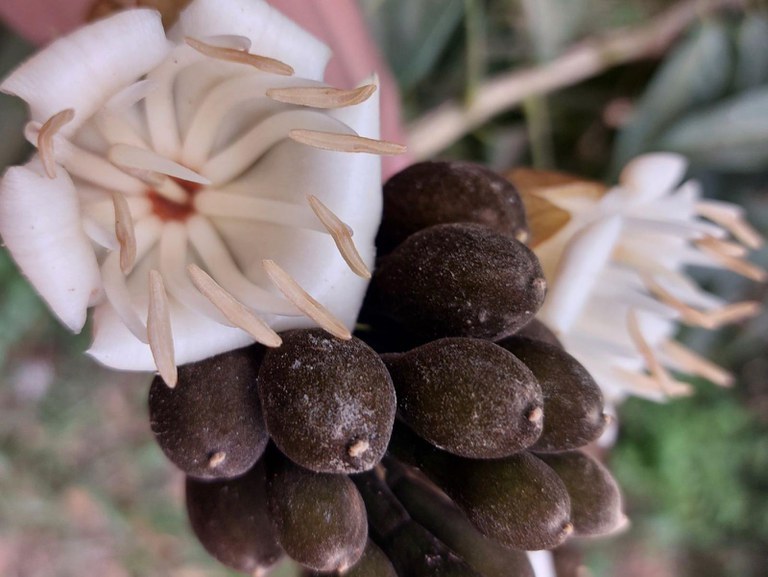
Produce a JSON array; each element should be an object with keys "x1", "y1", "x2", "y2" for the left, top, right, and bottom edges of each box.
[
  {"x1": 258, "y1": 329, "x2": 396, "y2": 474},
  {"x1": 185, "y1": 461, "x2": 283, "y2": 575},
  {"x1": 266, "y1": 454, "x2": 368, "y2": 573},
  {"x1": 512, "y1": 318, "x2": 562, "y2": 348},
  {"x1": 149, "y1": 346, "x2": 268, "y2": 480},
  {"x1": 368, "y1": 223, "x2": 547, "y2": 342},
  {"x1": 377, "y1": 161, "x2": 529, "y2": 254},
  {"x1": 497, "y1": 337, "x2": 607, "y2": 452},
  {"x1": 304, "y1": 541, "x2": 398, "y2": 577},
  {"x1": 383, "y1": 338, "x2": 543, "y2": 458}
]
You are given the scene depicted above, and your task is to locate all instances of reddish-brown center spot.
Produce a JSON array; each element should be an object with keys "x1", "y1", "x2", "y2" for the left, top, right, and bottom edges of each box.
[{"x1": 148, "y1": 179, "x2": 202, "y2": 222}]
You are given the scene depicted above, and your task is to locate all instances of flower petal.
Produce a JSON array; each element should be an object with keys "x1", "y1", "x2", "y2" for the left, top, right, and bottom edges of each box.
[
  {"x1": 619, "y1": 153, "x2": 688, "y2": 202},
  {"x1": 0, "y1": 159, "x2": 101, "y2": 332},
  {"x1": 1, "y1": 9, "x2": 169, "y2": 132},
  {"x1": 173, "y1": 0, "x2": 331, "y2": 80}
]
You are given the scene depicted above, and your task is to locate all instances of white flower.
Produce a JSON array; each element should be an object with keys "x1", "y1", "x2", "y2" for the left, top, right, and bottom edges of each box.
[
  {"x1": 515, "y1": 153, "x2": 765, "y2": 403},
  {"x1": 0, "y1": 0, "x2": 404, "y2": 386}
]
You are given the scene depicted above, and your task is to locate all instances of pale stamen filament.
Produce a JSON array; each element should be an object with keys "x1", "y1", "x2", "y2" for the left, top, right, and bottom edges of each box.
[
  {"x1": 696, "y1": 200, "x2": 765, "y2": 250},
  {"x1": 613, "y1": 367, "x2": 693, "y2": 398},
  {"x1": 38, "y1": 108, "x2": 75, "y2": 178},
  {"x1": 201, "y1": 34, "x2": 252, "y2": 51},
  {"x1": 186, "y1": 215, "x2": 300, "y2": 316},
  {"x1": 661, "y1": 340, "x2": 734, "y2": 387},
  {"x1": 185, "y1": 36, "x2": 294, "y2": 76},
  {"x1": 101, "y1": 217, "x2": 163, "y2": 342},
  {"x1": 112, "y1": 192, "x2": 137, "y2": 274},
  {"x1": 266, "y1": 84, "x2": 377, "y2": 109},
  {"x1": 194, "y1": 191, "x2": 326, "y2": 232},
  {"x1": 695, "y1": 241, "x2": 767, "y2": 282},
  {"x1": 289, "y1": 129, "x2": 407, "y2": 155},
  {"x1": 624, "y1": 215, "x2": 724, "y2": 239},
  {"x1": 95, "y1": 110, "x2": 148, "y2": 149},
  {"x1": 263, "y1": 259, "x2": 351, "y2": 340},
  {"x1": 147, "y1": 269, "x2": 177, "y2": 388},
  {"x1": 695, "y1": 235, "x2": 749, "y2": 258},
  {"x1": 104, "y1": 79, "x2": 156, "y2": 111},
  {"x1": 108, "y1": 144, "x2": 211, "y2": 185},
  {"x1": 159, "y1": 223, "x2": 229, "y2": 324},
  {"x1": 203, "y1": 110, "x2": 358, "y2": 185},
  {"x1": 188, "y1": 264, "x2": 282, "y2": 347},
  {"x1": 308, "y1": 195, "x2": 371, "y2": 278},
  {"x1": 627, "y1": 309, "x2": 682, "y2": 396}
]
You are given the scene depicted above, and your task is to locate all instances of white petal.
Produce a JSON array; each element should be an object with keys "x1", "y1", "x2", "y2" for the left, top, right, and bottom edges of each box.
[
  {"x1": 1, "y1": 10, "x2": 170, "y2": 133},
  {"x1": 619, "y1": 153, "x2": 688, "y2": 202},
  {"x1": 173, "y1": 0, "x2": 331, "y2": 80},
  {"x1": 0, "y1": 160, "x2": 101, "y2": 332}
]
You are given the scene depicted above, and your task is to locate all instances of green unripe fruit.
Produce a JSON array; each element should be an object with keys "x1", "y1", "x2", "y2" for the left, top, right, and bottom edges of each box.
[
  {"x1": 383, "y1": 338, "x2": 543, "y2": 458},
  {"x1": 259, "y1": 329, "x2": 396, "y2": 474},
  {"x1": 185, "y1": 461, "x2": 283, "y2": 575},
  {"x1": 368, "y1": 224, "x2": 547, "y2": 342},
  {"x1": 266, "y1": 453, "x2": 367, "y2": 573},
  {"x1": 537, "y1": 451, "x2": 625, "y2": 537},
  {"x1": 377, "y1": 161, "x2": 529, "y2": 254},
  {"x1": 149, "y1": 346, "x2": 268, "y2": 479},
  {"x1": 496, "y1": 337, "x2": 608, "y2": 451}
]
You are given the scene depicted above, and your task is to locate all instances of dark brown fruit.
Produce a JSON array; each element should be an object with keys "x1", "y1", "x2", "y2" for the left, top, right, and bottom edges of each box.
[
  {"x1": 386, "y1": 458, "x2": 535, "y2": 577},
  {"x1": 383, "y1": 338, "x2": 543, "y2": 458},
  {"x1": 304, "y1": 541, "x2": 398, "y2": 577},
  {"x1": 258, "y1": 329, "x2": 396, "y2": 474},
  {"x1": 354, "y1": 470, "x2": 484, "y2": 577},
  {"x1": 367, "y1": 223, "x2": 547, "y2": 342},
  {"x1": 377, "y1": 161, "x2": 529, "y2": 254},
  {"x1": 266, "y1": 453, "x2": 367, "y2": 572},
  {"x1": 389, "y1": 424, "x2": 572, "y2": 550},
  {"x1": 536, "y1": 451, "x2": 625, "y2": 537},
  {"x1": 149, "y1": 346, "x2": 268, "y2": 479},
  {"x1": 512, "y1": 318, "x2": 562, "y2": 348},
  {"x1": 497, "y1": 337, "x2": 608, "y2": 451},
  {"x1": 185, "y1": 461, "x2": 283, "y2": 575}
]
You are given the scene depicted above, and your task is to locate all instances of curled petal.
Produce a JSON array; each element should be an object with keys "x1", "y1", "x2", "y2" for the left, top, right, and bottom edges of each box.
[
  {"x1": 173, "y1": 0, "x2": 332, "y2": 80},
  {"x1": 619, "y1": 153, "x2": 688, "y2": 202},
  {"x1": 1, "y1": 9, "x2": 170, "y2": 133},
  {"x1": 0, "y1": 160, "x2": 101, "y2": 332}
]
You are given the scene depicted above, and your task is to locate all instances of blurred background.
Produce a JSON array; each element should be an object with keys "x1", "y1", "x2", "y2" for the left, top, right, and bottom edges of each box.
[{"x1": 1, "y1": 0, "x2": 767, "y2": 576}]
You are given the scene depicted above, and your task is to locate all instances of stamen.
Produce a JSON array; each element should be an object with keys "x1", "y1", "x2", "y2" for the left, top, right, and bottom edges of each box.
[
  {"x1": 266, "y1": 84, "x2": 377, "y2": 108},
  {"x1": 308, "y1": 195, "x2": 371, "y2": 278},
  {"x1": 643, "y1": 274, "x2": 761, "y2": 329},
  {"x1": 626, "y1": 309, "x2": 680, "y2": 396},
  {"x1": 263, "y1": 259, "x2": 351, "y2": 340},
  {"x1": 661, "y1": 340, "x2": 734, "y2": 387},
  {"x1": 188, "y1": 264, "x2": 282, "y2": 347},
  {"x1": 696, "y1": 200, "x2": 764, "y2": 249},
  {"x1": 186, "y1": 215, "x2": 300, "y2": 316},
  {"x1": 194, "y1": 191, "x2": 325, "y2": 232},
  {"x1": 695, "y1": 236, "x2": 748, "y2": 258},
  {"x1": 185, "y1": 36, "x2": 294, "y2": 76},
  {"x1": 696, "y1": 241, "x2": 767, "y2": 282},
  {"x1": 108, "y1": 144, "x2": 211, "y2": 185},
  {"x1": 147, "y1": 270, "x2": 177, "y2": 388},
  {"x1": 614, "y1": 367, "x2": 693, "y2": 398},
  {"x1": 38, "y1": 109, "x2": 75, "y2": 178},
  {"x1": 289, "y1": 129, "x2": 407, "y2": 155},
  {"x1": 112, "y1": 193, "x2": 137, "y2": 274}
]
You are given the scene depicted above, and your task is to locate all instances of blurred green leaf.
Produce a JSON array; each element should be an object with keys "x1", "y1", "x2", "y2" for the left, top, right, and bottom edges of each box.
[
  {"x1": 612, "y1": 21, "x2": 732, "y2": 170},
  {"x1": 521, "y1": 0, "x2": 588, "y2": 61},
  {"x1": 659, "y1": 87, "x2": 768, "y2": 171},
  {"x1": 363, "y1": 0, "x2": 464, "y2": 91},
  {"x1": 735, "y1": 13, "x2": 768, "y2": 91}
]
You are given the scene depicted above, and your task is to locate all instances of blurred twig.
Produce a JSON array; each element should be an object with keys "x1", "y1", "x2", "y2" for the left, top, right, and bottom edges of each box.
[{"x1": 407, "y1": 0, "x2": 748, "y2": 159}]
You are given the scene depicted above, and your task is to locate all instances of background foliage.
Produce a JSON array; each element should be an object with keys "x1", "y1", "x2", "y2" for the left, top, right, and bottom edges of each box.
[{"x1": 1, "y1": 1, "x2": 767, "y2": 576}]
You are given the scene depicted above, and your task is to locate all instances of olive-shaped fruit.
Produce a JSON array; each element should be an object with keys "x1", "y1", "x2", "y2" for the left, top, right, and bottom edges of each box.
[
  {"x1": 304, "y1": 541, "x2": 398, "y2": 577},
  {"x1": 149, "y1": 346, "x2": 268, "y2": 479},
  {"x1": 266, "y1": 454, "x2": 367, "y2": 572},
  {"x1": 382, "y1": 338, "x2": 543, "y2": 458},
  {"x1": 258, "y1": 329, "x2": 396, "y2": 473},
  {"x1": 512, "y1": 318, "x2": 562, "y2": 348},
  {"x1": 497, "y1": 337, "x2": 608, "y2": 451},
  {"x1": 185, "y1": 461, "x2": 283, "y2": 575},
  {"x1": 536, "y1": 451, "x2": 625, "y2": 537},
  {"x1": 368, "y1": 223, "x2": 547, "y2": 342},
  {"x1": 377, "y1": 161, "x2": 529, "y2": 254},
  {"x1": 389, "y1": 424, "x2": 572, "y2": 550},
  {"x1": 354, "y1": 470, "x2": 484, "y2": 577},
  {"x1": 385, "y1": 458, "x2": 535, "y2": 577}
]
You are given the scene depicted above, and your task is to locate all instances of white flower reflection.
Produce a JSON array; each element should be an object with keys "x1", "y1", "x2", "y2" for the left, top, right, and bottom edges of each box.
[
  {"x1": 0, "y1": 0, "x2": 404, "y2": 386},
  {"x1": 514, "y1": 153, "x2": 765, "y2": 403}
]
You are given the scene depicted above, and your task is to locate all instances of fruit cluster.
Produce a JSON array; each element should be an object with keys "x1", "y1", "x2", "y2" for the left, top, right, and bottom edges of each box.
[{"x1": 147, "y1": 161, "x2": 626, "y2": 576}]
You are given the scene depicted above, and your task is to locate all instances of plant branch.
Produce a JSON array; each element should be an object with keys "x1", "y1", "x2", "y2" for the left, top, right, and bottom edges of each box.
[{"x1": 406, "y1": 0, "x2": 748, "y2": 160}]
